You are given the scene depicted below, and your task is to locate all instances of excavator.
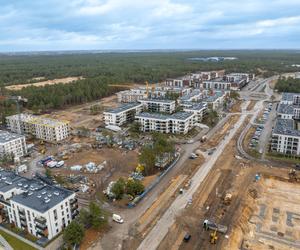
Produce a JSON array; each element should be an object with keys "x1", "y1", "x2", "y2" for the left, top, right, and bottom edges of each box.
[{"x1": 210, "y1": 230, "x2": 218, "y2": 244}]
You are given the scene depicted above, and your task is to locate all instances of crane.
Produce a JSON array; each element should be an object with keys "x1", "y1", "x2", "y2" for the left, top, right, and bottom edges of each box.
[{"x1": 3, "y1": 95, "x2": 28, "y2": 134}]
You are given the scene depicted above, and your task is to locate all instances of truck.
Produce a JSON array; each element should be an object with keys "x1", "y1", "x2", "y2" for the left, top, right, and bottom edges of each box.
[
  {"x1": 203, "y1": 219, "x2": 227, "y2": 234},
  {"x1": 200, "y1": 136, "x2": 207, "y2": 143},
  {"x1": 40, "y1": 156, "x2": 53, "y2": 165}
]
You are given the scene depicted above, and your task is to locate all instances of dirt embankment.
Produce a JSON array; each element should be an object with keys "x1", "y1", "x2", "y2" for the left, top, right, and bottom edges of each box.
[{"x1": 5, "y1": 77, "x2": 84, "y2": 90}]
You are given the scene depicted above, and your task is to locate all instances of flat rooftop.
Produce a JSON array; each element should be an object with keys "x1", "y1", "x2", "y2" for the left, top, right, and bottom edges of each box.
[
  {"x1": 105, "y1": 103, "x2": 142, "y2": 114},
  {"x1": 139, "y1": 99, "x2": 175, "y2": 104},
  {"x1": 277, "y1": 103, "x2": 294, "y2": 115},
  {"x1": 273, "y1": 118, "x2": 300, "y2": 137},
  {"x1": 282, "y1": 92, "x2": 298, "y2": 102},
  {"x1": 0, "y1": 130, "x2": 24, "y2": 144},
  {"x1": 136, "y1": 111, "x2": 193, "y2": 121},
  {"x1": 0, "y1": 170, "x2": 74, "y2": 213},
  {"x1": 7, "y1": 114, "x2": 68, "y2": 127},
  {"x1": 203, "y1": 91, "x2": 225, "y2": 102},
  {"x1": 182, "y1": 102, "x2": 207, "y2": 111}
]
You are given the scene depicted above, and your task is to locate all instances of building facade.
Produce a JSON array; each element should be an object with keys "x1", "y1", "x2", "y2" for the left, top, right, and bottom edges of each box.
[
  {"x1": 104, "y1": 103, "x2": 143, "y2": 126},
  {"x1": 202, "y1": 80, "x2": 231, "y2": 91},
  {"x1": 6, "y1": 114, "x2": 69, "y2": 142},
  {"x1": 0, "y1": 170, "x2": 78, "y2": 240},
  {"x1": 0, "y1": 131, "x2": 27, "y2": 160},
  {"x1": 135, "y1": 112, "x2": 195, "y2": 134},
  {"x1": 139, "y1": 99, "x2": 176, "y2": 114},
  {"x1": 182, "y1": 102, "x2": 207, "y2": 123}
]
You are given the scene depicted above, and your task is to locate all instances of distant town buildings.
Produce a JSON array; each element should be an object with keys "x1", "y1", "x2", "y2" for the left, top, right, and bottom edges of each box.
[
  {"x1": 0, "y1": 170, "x2": 78, "y2": 240},
  {"x1": 6, "y1": 114, "x2": 70, "y2": 142},
  {"x1": 0, "y1": 131, "x2": 27, "y2": 160}
]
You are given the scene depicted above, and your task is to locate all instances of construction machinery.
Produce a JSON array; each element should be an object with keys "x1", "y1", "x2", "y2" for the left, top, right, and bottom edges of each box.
[
  {"x1": 223, "y1": 192, "x2": 232, "y2": 205},
  {"x1": 203, "y1": 219, "x2": 227, "y2": 234},
  {"x1": 210, "y1": 230, "x2": 218, "y2": 244}
]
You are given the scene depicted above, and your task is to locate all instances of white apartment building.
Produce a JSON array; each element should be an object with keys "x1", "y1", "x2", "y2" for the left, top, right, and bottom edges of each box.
[
  {"x1": 104, "y1": 103, "x2": 143, "y2": 126},
  {"x1": 135, "y1": 112, "x2": 195, "y2": 134},
  {"x1": 6, "y1": 114, "x2": 69, "y2": 142},
  {"x1": 179, "y1": 89, "x2": 203, "y2": 103},
  {"x1": 271, "y1": 92, "x2": 300, "y2": 156},
  {"x1": 139, "y1": 99, "x2": 176, "y2": 114},
  {"x1": 202, "y1": 80, "x2": 231, "y2": 91},
  {"x1": 271, "y1": 119, "x2": 300, "y2": 155},
  {"x1": 0, "y1": 170, "x2": 78, "y2": 240},
  {"x1": 0, "y1": 131, "x2": 27, "y2": 160},
  {"x1": 182, "y1": 102, "x2": 208, "y2": 123},
  {"x1": 202, "y1": 91, "x2": 226, "y2": 110},
  {"x1": 117, "y1": 89, "x2": 147, "y2": 103}
]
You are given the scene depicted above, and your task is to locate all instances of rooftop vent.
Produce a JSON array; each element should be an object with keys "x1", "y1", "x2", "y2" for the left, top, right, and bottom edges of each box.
[
  {"x1": 45, "y1": 199, "x2": 50, "y2": 203},
  {"x1": 37, "y1": 195, "x2": 41, "y2": 198},
  {"x1": 53, "y1": 192, "x2": 59, "y2": 196},
  {"x1": 28, "y1": 192, "x2": 33, "y2": 196},
  {"x1": 42, "y1": 191, "x2": 46, "y2": 195}
]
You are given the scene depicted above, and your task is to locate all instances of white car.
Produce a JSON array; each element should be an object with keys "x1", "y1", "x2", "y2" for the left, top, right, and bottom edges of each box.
[{"x1": 112, "y1": 214, "x2": 124, "y2": 224}]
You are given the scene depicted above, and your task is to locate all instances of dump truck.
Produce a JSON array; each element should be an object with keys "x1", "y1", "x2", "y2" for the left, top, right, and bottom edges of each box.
[{"x1": 203, "y1": 219, "x2": 227, "y2": 234}]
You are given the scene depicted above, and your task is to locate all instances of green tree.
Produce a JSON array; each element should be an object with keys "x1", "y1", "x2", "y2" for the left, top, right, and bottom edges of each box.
[
  {"x1": 126, "y1": 179, "x2": 145, "y2": 196},
  {"x1": 111, "y1": 178, "x2": 126, "y2": 199},
  {"x1": 202, "y1": 110, "x2": 219, "y2": 127},
  {"x1": 229, "y1": 91, "x2": 240, "y2": 100},
  {"x1": 139, "y1": 146, "x2": 156, "y2": 176},
  {"x1": 63, "y1": 221, "x2": 84, "y2": 248},
  {"x1": 89, "y1": 202, "x2": 107, "y2": 229}
]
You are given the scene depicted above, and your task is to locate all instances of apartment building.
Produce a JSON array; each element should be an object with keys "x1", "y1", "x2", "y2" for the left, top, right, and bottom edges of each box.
[
  {"x1": 271, "y1": 119, "x2": 300, "y2": 155},
  {"x1": 139, "y1": 99, "x2": 176, "y2": 114},
  {"x1": 0, "y1": 170, "x2": 78, "y2": 240},
  {"x1": 135, "y1": 112, "x2": 195, "y2": 134},
  {"x1": 104, "y1": 103, "x2": 143, "y2": 126},
  {"x1": 224, "y1": 73, "x2": 254, "y2": 90},
  {"x1": 202, "y1": 91, "x2": 226, "y2": 110},
  {"x1": 182, "y1": 102, "x2": 207, "y2": 123},
  {"x1": 6, "y1": 114, "x2": 69, "y2": 142},
  {"x1": 117, "y1": 89, "x2": 147, "y2": 103},
  {"x1": 179, "y1": 89, "x2": 203, "y2": 103},
  {"x1": 271, "y1": 92, "x2": 300, "y2": 156},
  {"x1": 0, "y1": 131, "x2": 27, "y2": 160},
  {"x1": 202, "y1": 80, "x2": 231, "y2": 91}
]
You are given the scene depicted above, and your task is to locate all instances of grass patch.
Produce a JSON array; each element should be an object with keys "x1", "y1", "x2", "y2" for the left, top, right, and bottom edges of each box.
[
  {"x1": 266, "y1": 152, "x2": 300, "y2": 164},
  {"x1": 0, "y1": 229, "x2": 37, "y2": 250}
]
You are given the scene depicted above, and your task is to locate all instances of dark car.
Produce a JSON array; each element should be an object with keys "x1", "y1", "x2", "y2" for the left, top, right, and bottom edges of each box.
[{"x1": 183, "y1": 233, "x2": 191, "y2": 242}]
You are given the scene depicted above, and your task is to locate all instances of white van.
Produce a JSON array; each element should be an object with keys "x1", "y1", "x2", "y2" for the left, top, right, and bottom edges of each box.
[{"x1": 112, "y1": 214, "x2": 124, "y2": 224}]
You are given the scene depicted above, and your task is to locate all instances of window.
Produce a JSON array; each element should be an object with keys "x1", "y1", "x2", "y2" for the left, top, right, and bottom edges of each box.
[{"x1": 53, "y1": 209, "x2": 58, "y2": 220}]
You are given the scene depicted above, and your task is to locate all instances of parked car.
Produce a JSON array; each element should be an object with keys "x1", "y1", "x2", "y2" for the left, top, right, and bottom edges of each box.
[
  {"x1": 183, "y1": 233, "x2": 191, "y2": 242},
  {"x1": 112, "y1": 214, "x2": 124, "y2": 224}
]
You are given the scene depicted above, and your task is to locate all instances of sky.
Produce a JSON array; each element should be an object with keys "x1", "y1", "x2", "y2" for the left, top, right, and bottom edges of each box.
[{"x1": 0, "y1": 0, "x2": 300, "y2": 51}]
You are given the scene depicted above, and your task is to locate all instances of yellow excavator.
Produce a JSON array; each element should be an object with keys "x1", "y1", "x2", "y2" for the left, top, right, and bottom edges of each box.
[{"x1": 210, "y1": 230, "x2": 218, "y2": 244}]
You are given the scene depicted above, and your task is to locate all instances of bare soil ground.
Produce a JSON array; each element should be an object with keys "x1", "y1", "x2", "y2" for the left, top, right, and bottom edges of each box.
[
  {"x1": 5, "y1": 77, "x2": 83, "y2": 90},
  {"x1": 246, "y1": 100, "x2": 257, "y2": 111},
  {"x1": 200, "y1": 115, "x2": 240, "y2": 150},
  {"x1": 157, "y1": 119, "x2": 296, "y2": 250},
  {"x1": 43, "y1": 95, "x2": 119, "y2": 129},
  {"x1": 230, "y1": 100, "x2": 242, "y2": 113}
]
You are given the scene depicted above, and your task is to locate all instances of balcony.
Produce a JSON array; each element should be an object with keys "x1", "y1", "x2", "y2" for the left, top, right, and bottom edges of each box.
[
  {"x1": 71, "y1": 203, "x2": 78, "y2": 211},
  {"x1": 36, "y1": 222, "x2": 47, "y2": 230},
  {"x1": 71, "y1": 210, "x2": 79, "y2": 219},
  {"x1": 70, "y1": 198, "x2": 77, "y2": 205},
  {"x1": 35, "y1": 216, "x2": 46, "y2": 224},
  {"x1": 36, "y1": 227, "x2": 48, "y2": 237}
]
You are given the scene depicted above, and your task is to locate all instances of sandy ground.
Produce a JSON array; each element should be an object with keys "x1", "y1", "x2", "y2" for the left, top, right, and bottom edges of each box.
[
  {"x1": 230, "y1": 100, "x2": 242, "y2": 113},
  {"x1": 5, "y1": 77, "x2": 83, "y2": 90},
  {"x1": 246, "y1": 100, "x2": 257, "y2": 111},
  {"x1": 43, "y1": 95, "x2": 118, "y2": 129}
]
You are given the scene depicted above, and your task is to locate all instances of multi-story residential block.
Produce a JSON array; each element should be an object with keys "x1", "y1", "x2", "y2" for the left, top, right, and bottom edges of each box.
[
  {"x1": 182, "y1": 102, "x2": 207, "y2": 123},
  {"x1": 139, "y1": 99, "x2": 176, "y2": 114},
  {"x1": 117, "y1": 89, "x2": 147, "y2": 103},
  {"x1": 6, "y1": 114, "x2": 69, "y2": 142},
  {"x1": 271, "y1": 92, "x2": 300, "y2": 156},
  {"x1": 0, "y1": 131, "x2": 27, "y2": 160},
  {"x1": 202, "y1": 80, "x2": 231, "y2": 91},
  {"x1": 179, "y1": 89, "x2": 203, "y2": 103},
  {"x1": 104, "y1": 103, "x2": 143, "y2": 126},
  {"x1": 202, "y1": 91, "x2": 226, "y2": 110},
  {"x1": 224, "y1": 73, "x2": 254, "y2": 90},
  {"x1": 271, "y1": 119, "x2": 300, "y2": 155},
  {"x1": 135, "y1": 112, "x2": 195, "y2": 134},
  {"x1": 0, "y1": 170, "x2": 78, "y2": 240}
]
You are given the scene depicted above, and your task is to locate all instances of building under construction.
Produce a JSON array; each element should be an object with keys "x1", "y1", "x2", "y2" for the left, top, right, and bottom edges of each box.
[{"x1": 6, "y1": 114, "x2": 70, "y2": 142}]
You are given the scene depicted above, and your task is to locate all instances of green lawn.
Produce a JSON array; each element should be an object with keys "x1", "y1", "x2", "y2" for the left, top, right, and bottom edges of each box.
[{"x1": 0, "y1": 229, "x2": 37, "y2": 250}]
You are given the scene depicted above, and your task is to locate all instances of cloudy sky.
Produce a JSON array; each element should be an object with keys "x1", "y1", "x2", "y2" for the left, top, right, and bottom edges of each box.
[{"x1": 0, "y1": 0, "x2": 300, "y2": 51}]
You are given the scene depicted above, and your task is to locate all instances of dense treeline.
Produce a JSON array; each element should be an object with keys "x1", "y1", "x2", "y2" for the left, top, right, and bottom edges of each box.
[
  {"x1": 1, "y1": 50, "x2": 300, "y2": 86},
  {"x1": 275, "y1": 77, "x2": 300, "y2": 93},
  {"x1": 9, "y1": 77, "x2": 124, "y2": 112}
]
